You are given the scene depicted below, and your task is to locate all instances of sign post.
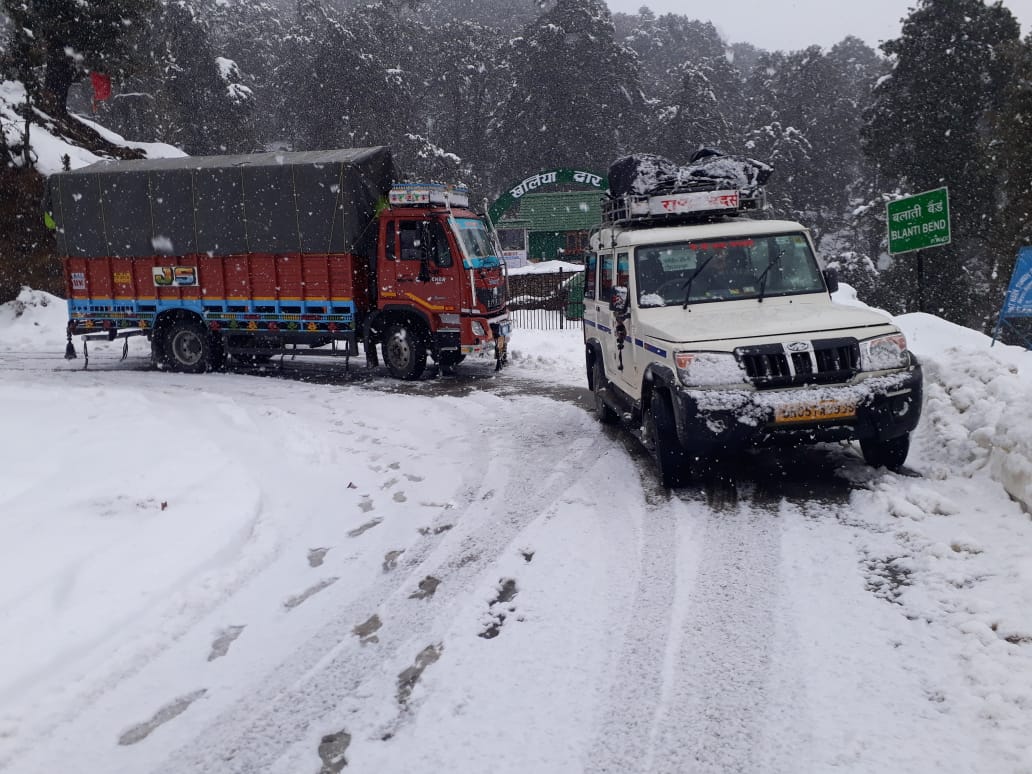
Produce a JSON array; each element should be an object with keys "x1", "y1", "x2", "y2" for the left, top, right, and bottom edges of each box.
[
  {"x1": 886, "y1": 187, "x2": 951, "y2": 313},
  {"x1": 992, "y1": 246, "x2": 1032, "y2": 348}
]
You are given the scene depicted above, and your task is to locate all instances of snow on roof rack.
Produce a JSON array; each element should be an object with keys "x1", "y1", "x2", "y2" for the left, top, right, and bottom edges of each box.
[{"x1": 601, "y1": 186, "x2": 767, "y2": 227}]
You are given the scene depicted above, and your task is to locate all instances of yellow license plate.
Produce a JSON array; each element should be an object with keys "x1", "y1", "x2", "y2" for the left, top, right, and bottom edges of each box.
[{"x1": 774, "y1": 399, "x2": 856, "y2": 424}]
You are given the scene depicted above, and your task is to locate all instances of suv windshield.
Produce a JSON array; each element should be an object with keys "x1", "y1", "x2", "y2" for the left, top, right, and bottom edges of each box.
[{"x1": 634, "y1": 233, "x2": 825, "y2": 307}]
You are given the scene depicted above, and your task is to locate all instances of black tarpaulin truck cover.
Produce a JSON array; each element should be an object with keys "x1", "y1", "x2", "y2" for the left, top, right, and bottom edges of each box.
[{"x1": 46, "y1": 147, "x2": 396, "y2": 258}]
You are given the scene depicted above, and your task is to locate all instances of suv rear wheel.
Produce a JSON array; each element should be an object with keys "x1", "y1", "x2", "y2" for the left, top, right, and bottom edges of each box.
[{"x1": 592, "y1": 361, "x2": 619, "y2": 425}]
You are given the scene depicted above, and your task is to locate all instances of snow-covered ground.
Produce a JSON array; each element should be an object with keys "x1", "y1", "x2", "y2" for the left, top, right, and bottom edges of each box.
[{"x1": 1, "y1": 286, "x2": 1032, "y2": 773}]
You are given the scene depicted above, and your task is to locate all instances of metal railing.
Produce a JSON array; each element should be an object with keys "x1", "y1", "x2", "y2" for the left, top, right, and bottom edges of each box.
[{"x1": 506, "y1": 267, "x2": 586, "y2": 330}]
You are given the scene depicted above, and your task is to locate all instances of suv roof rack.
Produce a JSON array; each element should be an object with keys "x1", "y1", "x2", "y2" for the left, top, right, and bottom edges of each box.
[{"x1": 601, "y1": 185, "x2": 767, "y2": 228}]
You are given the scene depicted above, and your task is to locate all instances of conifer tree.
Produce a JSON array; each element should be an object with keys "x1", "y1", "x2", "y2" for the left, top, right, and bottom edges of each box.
[{"x1": 861, "y1": 0, "x2": 1020, "y2": 325}]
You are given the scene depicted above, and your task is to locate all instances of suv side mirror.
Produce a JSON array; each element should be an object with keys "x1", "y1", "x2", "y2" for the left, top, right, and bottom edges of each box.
[
  {"x1": 823, "y1": 268, "x2": 839, "y2": 294},
  {"x1": 609, "y1": 286, "x2": 629, "y2": 317}
]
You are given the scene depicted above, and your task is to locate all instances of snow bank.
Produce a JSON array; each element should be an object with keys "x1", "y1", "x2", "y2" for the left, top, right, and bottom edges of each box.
[
  {"x1": 834, "y1": 286, "x2": 1032, "y2": 514},
  {"x1": 895, "y1": 313, "x2": 1032, "y2": 512},
  {"x1": 0, "y1": 288, "x2": 70, "y2": 353}
]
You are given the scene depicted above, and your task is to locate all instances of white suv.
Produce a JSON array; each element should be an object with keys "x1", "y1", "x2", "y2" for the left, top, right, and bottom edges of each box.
[{"x1": 583, "y1": 201, "x2": 922, "y2": 487}]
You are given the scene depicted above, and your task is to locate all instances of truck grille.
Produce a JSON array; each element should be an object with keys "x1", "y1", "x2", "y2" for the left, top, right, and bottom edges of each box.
[
  {"x1": 735, "y1": 338, "x2": 859, "y2": 389},
  {"x1": 477, "y1": 286, "x2": 505, "y2": 312}
]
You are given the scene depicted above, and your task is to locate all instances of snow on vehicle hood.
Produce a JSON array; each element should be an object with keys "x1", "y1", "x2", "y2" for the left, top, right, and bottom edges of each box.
[{"x1": 636, "y1": 294, "x2": 898, "y2": 347}]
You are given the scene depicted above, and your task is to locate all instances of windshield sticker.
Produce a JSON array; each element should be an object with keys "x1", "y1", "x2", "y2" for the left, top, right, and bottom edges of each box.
[{"x1": 690, "y1": 239, "x2": 755, "y2": 251}]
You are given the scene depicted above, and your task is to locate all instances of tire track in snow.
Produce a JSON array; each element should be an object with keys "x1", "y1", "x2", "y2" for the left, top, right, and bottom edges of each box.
[
  {"x1": 584, "y1": 475, "x2": 702, "y2": 773},
  {"x1": 647, "y1": 503, "x2": 785, "y2": 774},
  {"x1": 587, "y1": 482, "x2": 804, "y2": 774}
]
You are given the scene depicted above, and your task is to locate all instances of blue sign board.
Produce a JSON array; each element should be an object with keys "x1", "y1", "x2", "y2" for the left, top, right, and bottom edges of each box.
[
  {"x1": 1001, "y1": 247, "x2": 1032, "y2": 315},
  {"x1": 993, "y1": 247, "x2": 1032, "y2": 347}
]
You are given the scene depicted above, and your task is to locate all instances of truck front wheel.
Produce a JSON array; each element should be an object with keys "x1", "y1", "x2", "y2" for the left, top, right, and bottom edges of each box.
[
  {"x1": 383, "y1": 322, "x2": 427, "y2": 380},
  {"x1": 643, "y1": 394, "x2": 689, "y2": 487},
  {"x1": 860, "y1": 433, "x2": 910, "y2": 471},
  {"x1": 163, "y1": 320, "x2": 211, "y2": 373}
]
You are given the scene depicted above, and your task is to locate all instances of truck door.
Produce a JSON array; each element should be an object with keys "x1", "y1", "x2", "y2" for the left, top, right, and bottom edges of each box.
[{"x1": 379, "y1": 218, "x2": 461, "y2": 315}]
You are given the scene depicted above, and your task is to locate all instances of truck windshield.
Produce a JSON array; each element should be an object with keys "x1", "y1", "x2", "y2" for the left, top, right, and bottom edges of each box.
[
  {"x1": 634, "y1": 233, "x2": 825, "y2": 307},
  {"x1": 453, "y1": 218, "x2": 501, "y2": 268}
]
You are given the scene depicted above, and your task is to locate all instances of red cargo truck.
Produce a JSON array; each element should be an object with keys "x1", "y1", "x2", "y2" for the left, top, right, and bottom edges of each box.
[{"x1": 46, "y1": 147, "x2": 510, "y2": 379}]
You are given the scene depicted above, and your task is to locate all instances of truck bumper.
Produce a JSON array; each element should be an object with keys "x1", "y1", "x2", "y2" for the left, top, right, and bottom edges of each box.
[{"x1": 669, "y1": 364, "x2": 923, "y2": 456}]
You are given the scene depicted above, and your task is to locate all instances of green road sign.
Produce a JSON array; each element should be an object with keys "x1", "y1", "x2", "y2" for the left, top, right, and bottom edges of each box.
[{"x1": 886, "y1": 187, "x2": 951, "y2": 255}]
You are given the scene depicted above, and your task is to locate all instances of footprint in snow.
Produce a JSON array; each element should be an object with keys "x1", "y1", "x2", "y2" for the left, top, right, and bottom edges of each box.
[
  {"x1": 308, "y1": 547, "x2": 330, "y2": 567},
  {"x1": 207, "y1": 625, "x2": 245, "y2": 661},
  {"x1": 318, "y1": 729, "x2": 351, "y2": 774},
  {"x1": 408, "y1": 576, "x2": 440, "y2": 600},
  {"x1": 118, "y1": 689, "x2": 207, "y2": 746},
  {"x1": 283, "y1": 577, "x2": 338, "y2": 610},
  {"x1": 479, "y1": 579, "x2": 519, "y2": 640},
  {"x1": 348, "y1": 518, "x2": 382, "y2": 537},
  {"x1": 397, "y1": 644, "x2": 442, "y2": 705},
  {"x1": 382, "y1": 550, "x2": 404, "y2": 572},
  {"x1": 353, "y1": 614, "x2": 382, "y2": 645}
]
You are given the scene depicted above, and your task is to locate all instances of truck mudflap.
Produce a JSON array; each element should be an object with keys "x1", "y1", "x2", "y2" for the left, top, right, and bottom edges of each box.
[{"x1": 668, "y1": 364, "x2": 923, "y2": 456}]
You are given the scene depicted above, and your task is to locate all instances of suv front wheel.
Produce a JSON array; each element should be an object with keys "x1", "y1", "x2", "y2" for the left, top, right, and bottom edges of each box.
[
  {"x1": 860, "y1": 433, "x2": 910, "y2": 471},
  {"x1": 643, "y1": 393, "x2": 689, "y2": 487}
]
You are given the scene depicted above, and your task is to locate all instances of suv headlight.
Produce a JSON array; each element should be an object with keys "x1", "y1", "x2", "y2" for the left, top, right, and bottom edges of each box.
[
  {"x1": 859, "y1": 333, "x2": 911, "y2": 371},
  {"x1": 674, "y1": 351, "x2": 745, "y2": 387}
]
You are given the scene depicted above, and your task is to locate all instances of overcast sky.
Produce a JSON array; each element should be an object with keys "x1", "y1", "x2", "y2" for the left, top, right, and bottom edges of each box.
[{"x1": 605, "y1": 0, "x2": 1032, "y2": 51}]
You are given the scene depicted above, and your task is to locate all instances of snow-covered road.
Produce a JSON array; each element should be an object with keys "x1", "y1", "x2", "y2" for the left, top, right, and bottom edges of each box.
[{"x1": 2, "y1": 291, "x2": 1032, "y2": 773}]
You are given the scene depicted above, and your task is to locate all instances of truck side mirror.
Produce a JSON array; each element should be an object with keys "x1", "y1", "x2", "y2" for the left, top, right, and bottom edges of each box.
[
  {"x1": 418, "y1": 222, "x2": 432, "y2": 282},
  {"x1": 609, "y1": 286, "x2": 629, "y2": 317},
  {"x1": 823, "y1": 268, "x2": 839, "y2": 294}
]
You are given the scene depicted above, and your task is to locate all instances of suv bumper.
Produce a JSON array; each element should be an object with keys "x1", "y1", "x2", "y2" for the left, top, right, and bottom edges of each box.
[{"x1": 670, "y1": 364, "x2": 923, "y2": 456}]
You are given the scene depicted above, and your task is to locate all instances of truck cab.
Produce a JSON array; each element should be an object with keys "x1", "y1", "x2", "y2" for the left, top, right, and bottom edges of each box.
[
  {"x1": 372, "y1": 183, "x2": 510, "y2": 379},
  {"x1": 584, "y1": 183, "x2": 923, "y2": 486}
]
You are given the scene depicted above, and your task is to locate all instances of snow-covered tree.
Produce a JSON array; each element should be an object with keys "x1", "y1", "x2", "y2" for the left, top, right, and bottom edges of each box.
[
  {"x1": 96, "y1": 1, "x2": 258, "y2": 155},
  {"x1": 862, "y1": 0, "x2": 1021, "y2": 325},
  {"x1": 491, "y1": 0, "x2": 645, "y2": 187}
]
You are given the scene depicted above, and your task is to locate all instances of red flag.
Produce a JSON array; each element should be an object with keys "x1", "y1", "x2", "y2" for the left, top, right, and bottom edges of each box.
[{"x1": 90, "y1": 72, "x2": 112, "y2": 104}]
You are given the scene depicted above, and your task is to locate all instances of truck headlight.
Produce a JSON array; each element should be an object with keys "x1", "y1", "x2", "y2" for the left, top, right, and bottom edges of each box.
[
  {"x1": 471, "y1": 320, "x2": 486, "y2": 337},
  {"x1": 674, "y1": 351, "x2": 745, "y2": 387},
  {"x1": 859, "y1": 333, "x2": 911, "y2": 371}
]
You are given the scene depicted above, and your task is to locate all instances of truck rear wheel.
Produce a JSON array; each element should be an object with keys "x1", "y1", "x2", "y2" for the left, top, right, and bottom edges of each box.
[
  {"x1": 860, "y1": 433, "x2": 910, "y2": 471},
  {"x1": 163, "y1": 320, "x2": 211, "y2": 373},
  {"x1": 383, "y1": 322, "x2": 427, "y2": 380},
  {"x1": 644, "y1": 393, "x2": 689, "y2": 487}
]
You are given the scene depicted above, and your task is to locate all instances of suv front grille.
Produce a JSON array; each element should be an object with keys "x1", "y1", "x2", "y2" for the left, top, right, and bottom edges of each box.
[{"x1": 736, "y1": 338, "x2": 859, "y2": 389}]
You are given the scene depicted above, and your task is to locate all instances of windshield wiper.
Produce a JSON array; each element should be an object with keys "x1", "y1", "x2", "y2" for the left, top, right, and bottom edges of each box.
[
  {"x1": 681, "y1": 254, "x2": 716, "y2": 309},
  {"x1": 755, "y1": 248, "x2": 785, "y2": 303}
]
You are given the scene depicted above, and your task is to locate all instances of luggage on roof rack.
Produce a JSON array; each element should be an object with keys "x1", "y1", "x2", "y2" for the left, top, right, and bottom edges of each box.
[{"x1": 603, "y1": 150, "x2": 772, "y2": 226}]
